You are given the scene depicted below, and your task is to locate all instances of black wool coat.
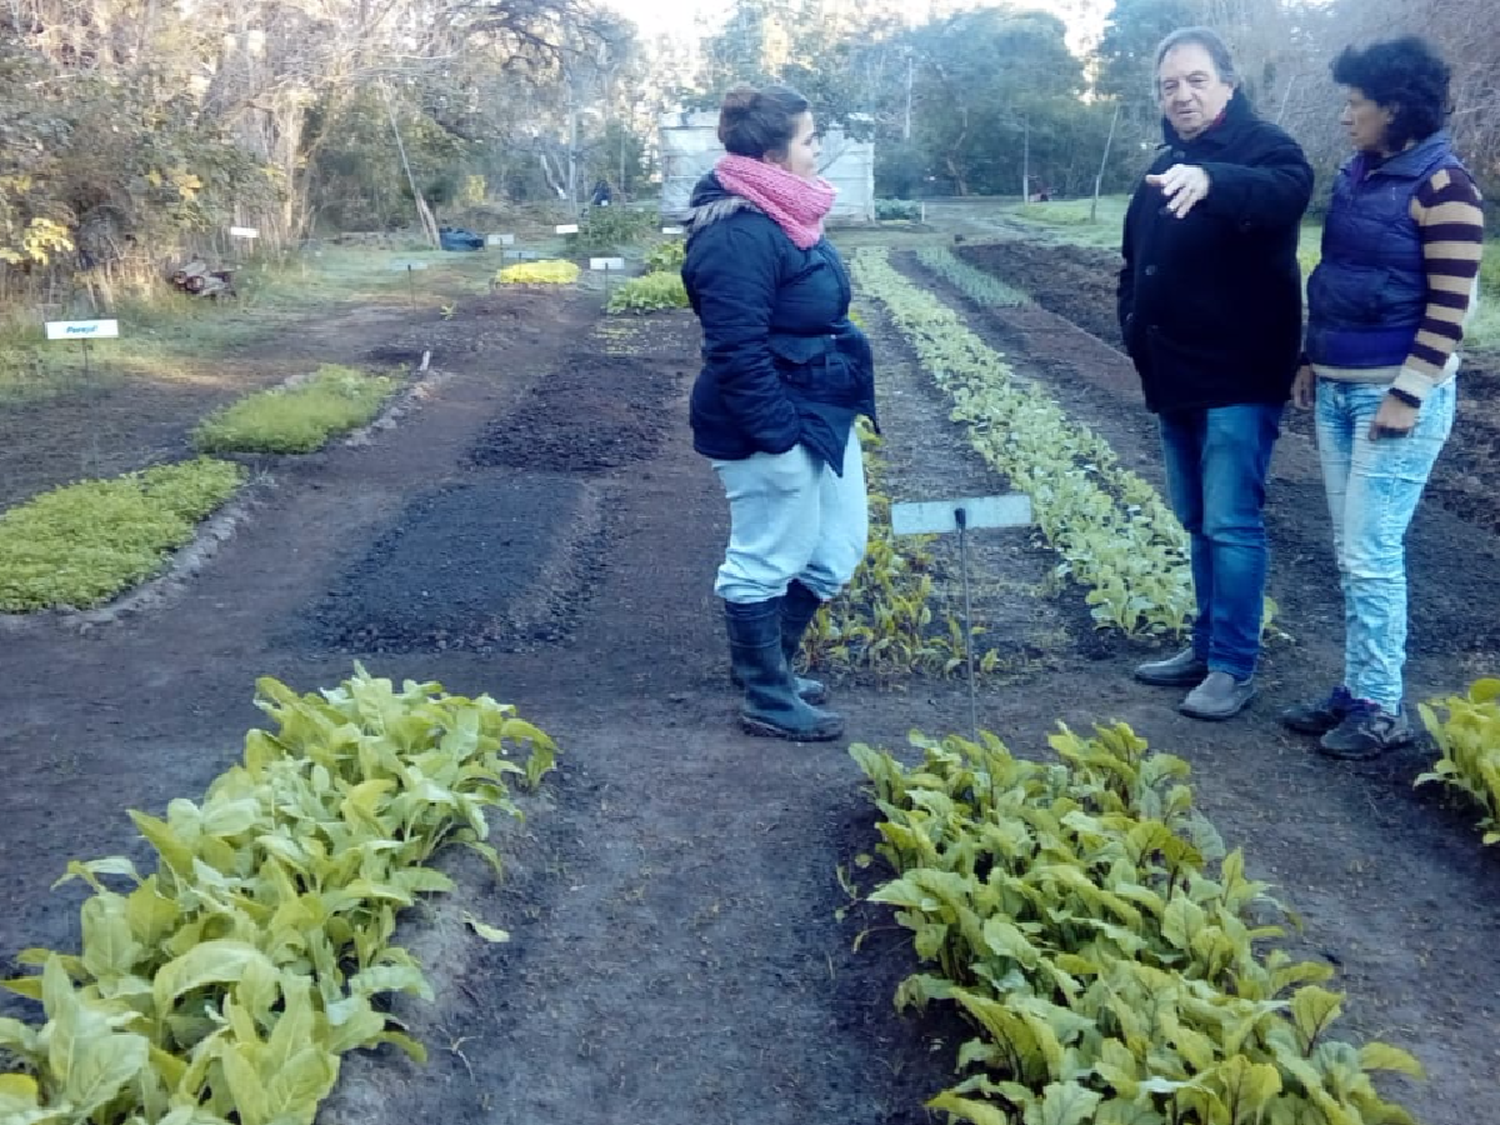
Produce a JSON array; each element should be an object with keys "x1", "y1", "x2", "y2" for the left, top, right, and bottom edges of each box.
[
  {"x1": 1118, "y1": 91, "x2": 1314, "y2": 414},
  {"x1": 680, "y1": 173, "x2": 876, "y2": 474}
]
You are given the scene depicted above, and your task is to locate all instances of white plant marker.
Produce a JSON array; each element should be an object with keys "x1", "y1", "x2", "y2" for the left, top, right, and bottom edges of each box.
[
  {"x1": 591, "y1": 257, "x2": 624, "y2": 304},
  {"x1": 661, "y1": 226, "x2": 685, "y2": 235},
  {"x1": 487, "y1": 233, "x2": 516, "y2": 246},
  {"x1": 46, "y1": 319, "x2": 120, "y2": 380},
  {"x1": 555, "y1": 224, "x2": 580, "y2": 235},
  {"x1": 229, "y1": 226, "x2": 259, "y2": 239},
  {"x1": 389, "y1": 260, "x2": 428, "y2": 308},
  {"x1": 891, "y1": 494, "x2": 1034, "y2": 740}
]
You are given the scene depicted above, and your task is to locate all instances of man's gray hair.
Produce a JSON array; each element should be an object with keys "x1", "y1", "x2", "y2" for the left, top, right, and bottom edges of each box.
[{"x1": 1154, "y1": 26, "x2": 1239, "y2": 89}]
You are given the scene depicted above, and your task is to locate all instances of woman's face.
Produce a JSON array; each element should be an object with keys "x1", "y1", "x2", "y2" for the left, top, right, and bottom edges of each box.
[
  {"x1": 768, "y1": 112, "x2": 820, "y2": 179},
  {"x1": 1341, "y1": 87, "x2": 1396, "y2": 154}
]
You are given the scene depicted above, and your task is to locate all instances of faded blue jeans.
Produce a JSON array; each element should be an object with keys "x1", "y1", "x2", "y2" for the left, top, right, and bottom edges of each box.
[
  {"x1": 1159, "y1": 403, "x2": 1284, "y2": 680},
  {"x1": 711, "y1": 430, "x2": 869, "y2": 604},
  {"x1": 1315, "y1": 379, "x2": 1456, "y2": 712}
]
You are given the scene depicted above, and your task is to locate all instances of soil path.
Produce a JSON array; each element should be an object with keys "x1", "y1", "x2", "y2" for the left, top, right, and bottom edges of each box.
[{"x1": 0, "y1": 241, "x2": 1498, "y2": 1125}]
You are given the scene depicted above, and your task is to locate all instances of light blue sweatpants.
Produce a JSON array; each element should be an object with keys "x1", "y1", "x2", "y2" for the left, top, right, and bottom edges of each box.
[{"x1": 710, "y1": 430, "x2": 868, "y2": 604}]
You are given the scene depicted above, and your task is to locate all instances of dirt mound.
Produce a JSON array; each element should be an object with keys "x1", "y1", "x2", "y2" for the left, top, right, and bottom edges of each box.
[
  {"x1": 298, "y1": 474, "x2": 605, "y2": 654},
  {"x1": 957, "y1": 240, "x2": 1125, "y2": 348},
  {"x1": 470, "y1": 351, "x2": 678, "y2": 472}
]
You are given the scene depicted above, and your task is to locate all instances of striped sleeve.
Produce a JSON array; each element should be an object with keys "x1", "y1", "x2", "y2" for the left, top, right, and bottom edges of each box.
[{"x1": 1394, "y1": 166, "x2": 1485, "y2": 401}]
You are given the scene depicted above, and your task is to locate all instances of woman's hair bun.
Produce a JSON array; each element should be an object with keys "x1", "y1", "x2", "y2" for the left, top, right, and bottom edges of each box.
[{"x1": 720, "y1": 85, "x2": 758, "y2": 117}]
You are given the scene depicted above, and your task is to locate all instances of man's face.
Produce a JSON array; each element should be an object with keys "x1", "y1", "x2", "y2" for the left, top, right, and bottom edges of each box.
[{"x1": 1157, "y1": 43, "x2": 1235, "y2": 141}]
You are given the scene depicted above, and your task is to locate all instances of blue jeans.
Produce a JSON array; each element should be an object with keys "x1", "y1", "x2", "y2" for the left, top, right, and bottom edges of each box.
[
  {"x1": 1315, "y1": 379, "x2": 1455, "y2": 711},
  {"x1": 1159, "y1": 403, "x2": 1283, "y2": 679},
  {"x1": 711, "y1": 430, "x2": 869, "y2": 604}
]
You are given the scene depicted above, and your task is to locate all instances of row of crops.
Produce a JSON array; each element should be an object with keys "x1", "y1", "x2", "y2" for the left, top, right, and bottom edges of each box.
[{"x1": 0, "y1": 668, "x2": 555, "y2": 1125}]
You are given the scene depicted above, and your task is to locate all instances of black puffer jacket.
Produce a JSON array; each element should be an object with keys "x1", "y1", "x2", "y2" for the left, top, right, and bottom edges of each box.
[
  {"x1": 680, "y1": 173, "x2": 876, "y2": 474},
  {"x1": 1118, "y1": 91, "x2": 1314, "y2": 414}
]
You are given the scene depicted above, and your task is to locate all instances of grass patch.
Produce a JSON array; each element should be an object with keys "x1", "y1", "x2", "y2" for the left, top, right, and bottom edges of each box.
[
  {"x1": 0, "y1": 457, "x2": 246, "y2": 611},
  {"x1": 193, "y1": 364, "x2": 399, "y2": 454}
]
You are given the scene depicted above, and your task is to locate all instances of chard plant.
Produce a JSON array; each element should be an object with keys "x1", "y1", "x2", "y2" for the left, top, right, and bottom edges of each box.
[
  {"x1": 1418, "y1": 677, "x2": 1500, "y2": 844},
  {"x1": 852, "y1": 725, "x2": 1422, "y2": 1125},
  {"x1": 0, "y1": 666, "x2": 556, "y2": 1125},
  {"x1": 853, "y1": 248, "x2": 1193, "y2": 638},
  {"x1": 805, "y1": 421, "x2": 996, "y2": 679}
]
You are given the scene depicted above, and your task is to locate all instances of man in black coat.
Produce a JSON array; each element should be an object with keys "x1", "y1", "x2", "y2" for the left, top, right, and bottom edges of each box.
[{"x1": 1119, "y1": 27, "x2": 1313, "y2": 721}]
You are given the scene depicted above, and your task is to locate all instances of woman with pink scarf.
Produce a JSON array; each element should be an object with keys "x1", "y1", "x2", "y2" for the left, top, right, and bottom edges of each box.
[{"x1": 681, "y1": 84, "x2": 877, "y2": 742}]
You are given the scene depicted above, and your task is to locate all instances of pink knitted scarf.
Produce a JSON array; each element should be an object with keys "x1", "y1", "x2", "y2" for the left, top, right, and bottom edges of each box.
[{"x1": 714, "y1": 154, "x2": 837, "y2": 249}]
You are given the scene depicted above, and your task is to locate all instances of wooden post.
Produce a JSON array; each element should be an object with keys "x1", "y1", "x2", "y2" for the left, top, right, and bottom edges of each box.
[{"x1": 1091, "y1": 103, "x2": 1121, "y2": 225}]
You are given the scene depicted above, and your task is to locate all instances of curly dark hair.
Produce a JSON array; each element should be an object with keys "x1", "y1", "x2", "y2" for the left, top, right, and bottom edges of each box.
[{"x1": 1331, "y1": 36, "x2": 1451, "y2": 150}]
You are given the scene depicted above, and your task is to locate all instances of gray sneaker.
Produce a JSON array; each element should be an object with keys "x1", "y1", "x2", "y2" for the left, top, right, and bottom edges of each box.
[
  {"x1": 1179, "y1": 671, "x2": 1256, "y2": 721},
  {"x1": 1316, "y1": 700, "x2": 1414, "y2": 759},
  {"x1": 1135, "y1": 646, "x2": 1210, "y2": 687}
]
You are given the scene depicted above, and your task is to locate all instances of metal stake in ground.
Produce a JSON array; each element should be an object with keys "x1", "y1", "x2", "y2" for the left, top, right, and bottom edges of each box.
[
  {"x1": 591, "y1": 257, "x2": 624, "y2": 307},
  {"x1": 891, "y1": 493, "x2": 1033, "y2": 742}
]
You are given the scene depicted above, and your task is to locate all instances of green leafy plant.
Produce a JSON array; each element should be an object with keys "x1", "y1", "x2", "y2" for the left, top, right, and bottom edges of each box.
[
  {"x1": 916, "y1": 246, "x2": 1031, "y2": 308},
  {"x1": 876, "y1": 199, "x2": 923, "y2": 221},
  {"x1": 0, "y1": 666, "x2": 557, "y2": 1125},
  {"x1": 853, "y1": 247, "x2": 1195, "y2": 637},
  {"x1": 606, "y1": 271, "x2": 689, "y2": 314},
  {"x1": 0, "y1": 457, "x2": 246, "y2": 612},
  {"x1": 851, "y1": 724, "x2": 1422, "y2": 1125},
  {"x1": 193, "y1": 365, "x2": 399, "y2": 455},
  {"x1": 642, "y1": 239, "x2": 686, "y2": 274},
  {"x1": 565, "y1": 206, "x2": 655, "y2": 256},
  {"x1": 806, "y1": 422, "x2": 988, "y2": 678},
  {"x1": 1417, "y1": 677, "x2": 1500, "y2": 843}
]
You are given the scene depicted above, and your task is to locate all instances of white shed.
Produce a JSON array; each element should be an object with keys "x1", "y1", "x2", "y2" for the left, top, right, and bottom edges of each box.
[{"x1": 659, "y1": 111, "x2": 875, "y2": 223}]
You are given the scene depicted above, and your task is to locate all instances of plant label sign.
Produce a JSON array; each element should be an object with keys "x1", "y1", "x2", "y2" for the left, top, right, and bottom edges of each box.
[
  {"x1": 503, "y1": 250, "x2": 541, "y2": 261},
  {"x1": 46, "y1": 319, "x2": 120, "y2": 341},
  {"x1": 388, "y1": 260, "x2": 429, "y2": 271},
  {"x1": 229, "y1": 226, "x2": 260, "y2": 239},
  {"x1": 555, "y1": 223, "x2": 580, "y2": 234},
  {"x1": 891, "y1": 494, "x2": 1033, "y2": 536},
  {"x1": 661, "y1": 225, "x2": 685, "y2": 235},
  {"x1": 487, "y1": 233, "x2": 516, "y2": 246},
  {"x1": 590, "y1": 257, "x2": 625, "y2": 271}
]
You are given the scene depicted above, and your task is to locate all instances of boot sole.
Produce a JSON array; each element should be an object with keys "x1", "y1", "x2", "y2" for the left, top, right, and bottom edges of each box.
[
  {"x1": 741, "y1": 716, "x2": 844, "y2": 742},
  {"x1": 1315, "y1": 733, "x2": 1415, "y2": 760},
  {"x1": 1135, "y1": 667, "x2": 1210, "y2": 687},
  {"x1": 1280, "y1": 715, "x2": 1341, "y2": 736}
]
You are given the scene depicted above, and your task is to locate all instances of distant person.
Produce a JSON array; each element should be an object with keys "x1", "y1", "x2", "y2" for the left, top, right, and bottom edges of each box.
[
  {"x1": 1281, "y1": 37, "x2": 1483, "y2": 758},
  {"x1": 592, "y1": 179, "x2": 613, "y2": 207},
  {"x1": 679, "y1": 84, "x2": 876, "y2": 741},
  {"x1": 1119, "y1": 27, "x2": 1314, "y2": 720}
]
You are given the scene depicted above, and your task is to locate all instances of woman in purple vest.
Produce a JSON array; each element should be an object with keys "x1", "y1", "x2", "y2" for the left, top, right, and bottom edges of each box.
[{"x1": 1282, "y1": 37, "x2": 1484, "y2": 758}]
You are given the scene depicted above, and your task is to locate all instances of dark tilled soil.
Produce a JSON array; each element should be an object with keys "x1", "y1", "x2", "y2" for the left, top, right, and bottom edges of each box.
[
  {"x1": 956, "y1": 237, "x2": 1500, "y2": 538},
  {"x1": 0, "y1": 240, "x2": 1498, "y2": 1125}
]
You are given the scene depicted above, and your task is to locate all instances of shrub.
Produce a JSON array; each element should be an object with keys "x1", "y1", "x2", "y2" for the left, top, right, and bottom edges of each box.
[
  {"x1": 0, "y1": 457, "x2": 246, "y2": 611},
  {"x1": 876, "y1": 198, "x2": 923, "y2": 221},
  {"x1": 606, "y1": 271, "x2": 689, "y2": 314},
  {"x1": 565, "y1": 206, "x2": 656, "y2": 255},
  {"x1": 643, "y1": 239, "x2": 686, "y2": 274},
  {"x1": 497, "y1": 259, "x2": 580, "y2": 285},
  {"x1": 193, "y1": 365, "x2": 399, "y2": 455}
]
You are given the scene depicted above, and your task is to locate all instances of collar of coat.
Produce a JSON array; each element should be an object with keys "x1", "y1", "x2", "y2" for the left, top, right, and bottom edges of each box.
[{"x1": 1158, "y1": 88, "x2": 1258, "y2": 151}]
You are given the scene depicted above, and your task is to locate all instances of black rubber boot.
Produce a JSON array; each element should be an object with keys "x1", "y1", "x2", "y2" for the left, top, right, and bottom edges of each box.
[
  {"x1": 725, "y1": 599, "x2": 843, "y2": 741},
  {"x1": 780, "y1": 580, "x2": 829, "y2": 706}
]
